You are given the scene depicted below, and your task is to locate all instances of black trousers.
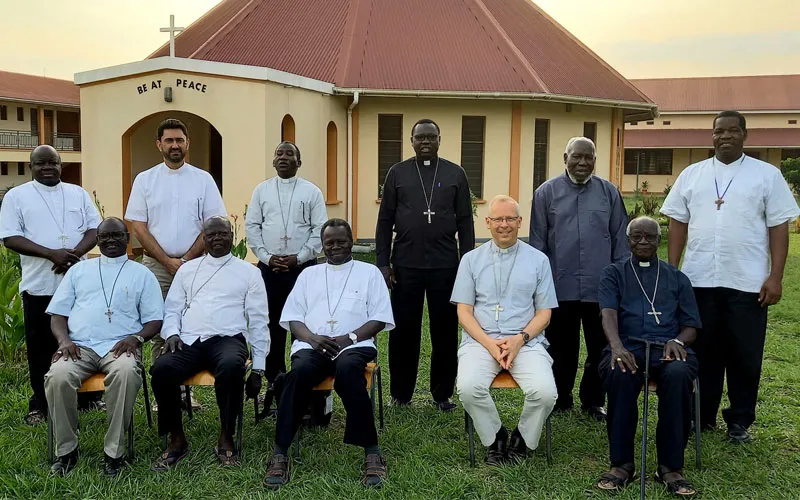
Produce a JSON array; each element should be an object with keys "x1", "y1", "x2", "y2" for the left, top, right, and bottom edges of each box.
[
  {"x1": 275, "y1": 347, "x2": 378, "y2": 449},
  {"x1": 258, "y1": 260, "x2": 315, "y2": 382},
  {"x1": 151, "y1": 334, "x2": 249, "y2": 437},
  {"x1": 600, "y1": 346, "x2": 698, "y2": 471},
  {"x1": 546, "y1": 301, "x2": 607, "y2": 409},
  {"x1": 388, "y1": 266, "x2": 458, "y2": 403},
  {"x1": 22, "y1": 292, "x2": 59, "y2": 414},
  {"x1": 693, "y1": 287, "x2": 768, "y2": 429}
]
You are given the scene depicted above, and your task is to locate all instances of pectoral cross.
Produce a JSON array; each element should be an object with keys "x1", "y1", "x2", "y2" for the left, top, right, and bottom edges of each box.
[
  {"x1": 647, "y1": 306, "x2": 662, "y2": 325},
  {"x1": 326, "y1": 318, "x2": 337, "y2": 332},
  {"x1": 423, "y1": 209, "x2": 435, "y2": 224},
  {"x1": 105, "y1": 308, "x2": 113, "y2": 323},
  {"x1": 493, "y1": 303, "x2": 504, "y2": 321},
  {"x1": 715, "y1": 198, "x2": 725, "y2": 211},
  {"x1": 280, "y1": 234, "x2": 291, "y2": 249},
  {"x1": 58, "y1": 234, "x2": 69, "y2": 247}
]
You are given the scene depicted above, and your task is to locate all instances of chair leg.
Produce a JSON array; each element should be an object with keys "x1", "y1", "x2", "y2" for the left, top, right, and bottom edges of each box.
[
  {"x1": 694, "y1": 378, "x2": 702, "y2": 470},
  {"x1": 237, "y1": 399, "x2": 244, "y2": 454},
  {"x1": 293, "y1": 426, "x2": 302, "y2": 462},
  {"x1": 142, "y1": 373, "x2": 153, "y2": 429},
  {"x1": 185, "y1": 386, "x2": 193, "y2": 420},
  {"x1": 640, "y1": 344, "x2": 652, "y2": 500},
  {"x1": 254, "y1": 397, "x2": 260, "y2": 423},
  {"x1": 47, "y1": 410, "x2": 54, "y2": 463},
  {"x1": 128, "y1": 412, "x2": 135, "y2": 461},
  {"x1": 370, "y1": 370, "x2": 377, "y2": 425},
  {"x1": 377, "y1": 367, "x2": 384, "y2": 432},
  {"x1": 546, "y1": 414, "x2": 552, "y2": 465},
  {"x1": 466, "y1": 411, "x2": 476, "y2": 467}
]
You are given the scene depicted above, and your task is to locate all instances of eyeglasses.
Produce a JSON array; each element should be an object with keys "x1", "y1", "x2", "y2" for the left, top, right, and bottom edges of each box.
[
  {"x1": 413, "y1": 134, "x2": 438, "y2": 142},
  {"x1": 628, "y1": 232, "x2": 659, "y2": 243},
  {"x1": 98, "y1": 232, "x2": 127, "y2": 241},
  {"x1": 487, "y1": 216, "x2": 521, "y2": 225}
]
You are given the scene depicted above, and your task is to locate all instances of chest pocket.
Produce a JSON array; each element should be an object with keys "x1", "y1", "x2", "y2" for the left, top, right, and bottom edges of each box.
[
  {"x1": 183, "y1": 197, "x2": 203, "y2": 223},
  {"x1": 293, "y1": 202, "x2": 309, "y2": 225},
  {"x1": 66, "y1": 208, "x2": 86, "y2": 231}
]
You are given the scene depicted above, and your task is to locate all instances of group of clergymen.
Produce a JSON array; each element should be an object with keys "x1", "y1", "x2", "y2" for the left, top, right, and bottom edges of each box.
[{"x1": 0, "y1": 110, "x2": 797, "y2": 495}]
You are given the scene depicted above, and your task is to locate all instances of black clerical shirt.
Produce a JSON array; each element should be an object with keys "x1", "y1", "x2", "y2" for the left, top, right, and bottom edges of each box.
[{"x1": 376, "y1": 156, "x2": 475, "y2": 269}]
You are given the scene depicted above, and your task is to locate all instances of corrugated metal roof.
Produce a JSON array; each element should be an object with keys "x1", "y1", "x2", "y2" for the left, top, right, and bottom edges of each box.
[
  {"x1": 146, "y1": 0, "x2": 651, "y2": 103},
  {"x1": 0, "y1": 70, "x2": 79, "y2": 106},
  {"x1": 626, "y1": 128, "x2": 800, "y2": 148},
  {"x1": 632, "y1": 75, "x2": 800, "y2": 112}
]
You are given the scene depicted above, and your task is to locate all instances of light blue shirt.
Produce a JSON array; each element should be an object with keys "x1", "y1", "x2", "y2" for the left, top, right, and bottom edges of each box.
[
  {"x1": 47, "y1": 255, "x2": 164, "y2": 357},
  {"x1": 451, "y1": 240, "x2": 558, "y2": 348}
]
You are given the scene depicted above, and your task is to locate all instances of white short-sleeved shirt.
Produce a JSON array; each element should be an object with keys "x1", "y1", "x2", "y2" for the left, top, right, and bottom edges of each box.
[
  {"x1": 661, "y1": 154, "x2": 800, "y2": 292},
  {"x1": 124, "y1": 163, "x2": 227, "y2": 257},
  {"x1": 0, "y1": 181, "x2": 102, "y2": 295}
]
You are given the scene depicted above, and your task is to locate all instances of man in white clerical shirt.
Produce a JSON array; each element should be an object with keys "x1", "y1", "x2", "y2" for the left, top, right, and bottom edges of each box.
[
  {"x1": 124, "y1": 118, "x2": 227, "y2": 372},
  {"x1": 453, "y1": 195, "x2": 558, "y2": 465},
  {"x1": 44, "y1": 218, "x2": 164, "y2": 477},
  {"x1": 150, "y1": 217, "x2": 268, "y2": 470},
  {"x1": 0, "y1": 145, "x2": 102, "y2": 426},
  {"x1": 246, "y1": 141, "x2": 327, "y2": 388},
  {"x1": 265, "y1": 219, "x2": 393, "y2": 490}
]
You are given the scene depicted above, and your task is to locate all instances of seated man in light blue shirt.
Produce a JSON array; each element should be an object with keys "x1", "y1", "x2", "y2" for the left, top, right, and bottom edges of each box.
[
  {"x1": 452, "y1": 195, "x2": 559, "y2": 466},
  {"x1": 44, "y1": 218, "x2": 164, "y2": 477}
]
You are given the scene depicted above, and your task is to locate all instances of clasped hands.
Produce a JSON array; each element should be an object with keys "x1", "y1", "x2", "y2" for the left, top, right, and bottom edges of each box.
[
  {"x1": 309, "y1": 334, "x2": 353, "y2": 360},
  {"x1": 485, "y1": 334, "x2": 527, "y2": 370},
  {"x1": 48, "y1": 248, "x2": 80, "y2": 275},
  {"x1": 269, "y1": 255, "x2": 299, "y2": 273}
]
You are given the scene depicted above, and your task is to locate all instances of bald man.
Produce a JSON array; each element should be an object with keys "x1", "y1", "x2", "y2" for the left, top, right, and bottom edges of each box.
[
  {"x1": 0, "y1": 145, "x2": 102, "y2": 425},
  {"x1": 530, "y1": 137, "x2": 629, "y2": 421}
]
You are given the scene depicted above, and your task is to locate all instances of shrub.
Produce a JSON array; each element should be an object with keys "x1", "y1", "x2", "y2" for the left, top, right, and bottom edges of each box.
[
  {"x1": 0, "y1": 246, "x2": 24, "y2": 363},
  {"x1": 781, "y1": 157, "x2": 800, "y2": 195},
  {"x1": 230, "y1": 205, "x2": 248, "y2": 259}
]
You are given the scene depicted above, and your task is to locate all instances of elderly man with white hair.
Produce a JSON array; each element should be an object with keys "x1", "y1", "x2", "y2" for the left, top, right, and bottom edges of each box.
[
  {"x1": 453, "y1": 195, "x2": 558, "y2": 465},
  {"x1": 529, "y1": 137, "x2": 629, "y2": 422}
]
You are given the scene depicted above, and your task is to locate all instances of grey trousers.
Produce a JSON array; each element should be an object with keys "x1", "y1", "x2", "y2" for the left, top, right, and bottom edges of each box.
[
  {"x1": 142, "y1": 255, "x2": 174, "y2": 366},
  {"x1": 44, "y1": 346, "x2": 142, "y2": 458}
]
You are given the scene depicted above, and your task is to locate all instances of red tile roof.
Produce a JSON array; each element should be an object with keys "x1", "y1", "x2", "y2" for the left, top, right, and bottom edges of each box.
[
  {"x1": 626, "y1": 128, "x2": 800, "y2": 149},
  {"x1": 0, "y1": 70, "x2": 80, "y2": 106},
  {"x1": 148, "y1": 0, "x2": 650, "y2": 103},
  {"x1": 631, "y1": 75, "x2": 800, "y2": 112}
]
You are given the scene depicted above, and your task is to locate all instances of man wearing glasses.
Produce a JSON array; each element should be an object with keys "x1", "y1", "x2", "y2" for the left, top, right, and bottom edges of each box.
[
  {"x1": 530, "y1": 137, "x2": 629, "y2": 422},
  {"x1": 453, "y1": 195, "x2": 558, "y2": 465}
]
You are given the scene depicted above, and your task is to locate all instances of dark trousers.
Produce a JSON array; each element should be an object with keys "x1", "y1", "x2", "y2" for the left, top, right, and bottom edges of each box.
[
  {"x1": 258, "y1": 260, "x2": 315, "y2": 382},
  {"x1": 693, "y1": 287, "x2": 768, "y2": 429},
  {"x1": 388, "y1": 266, "x2": 459, "y2": 403},
  {"x1": 22, "y1": 292, "x2": 58, "y2": 414},
  {"x1": 547, "y1": 301, "x2": 607, "y2": 409},
  {"x1": 275, "y1": 347, "x2": 378, "y2": 449},
  {"x1": 151, "y1": 334, "x2": 249, "y2": 437},
  {"x1": 600, "y1": 346, "x2": 698, "y2": 470}
]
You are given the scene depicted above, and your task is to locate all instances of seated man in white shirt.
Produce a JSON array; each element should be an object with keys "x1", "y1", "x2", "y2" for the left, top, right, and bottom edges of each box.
[
  {"x1": 453, "y1": 195, "x2": 559, "y2": 465},
  {"x1": 44, "y1": 218, "x2": 164, "y2": 476},
  {"x1": 264, "y1": 219, "x2": 394, "y2": 490},
  {"x1": 150, "y1": 217, "x2": 269, "y2": 470}
]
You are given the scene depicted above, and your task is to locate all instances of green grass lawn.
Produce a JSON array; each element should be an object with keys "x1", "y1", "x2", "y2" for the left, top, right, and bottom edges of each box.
[{"x1": 1, "y1": 238, "x2": 799, "y2": 499}]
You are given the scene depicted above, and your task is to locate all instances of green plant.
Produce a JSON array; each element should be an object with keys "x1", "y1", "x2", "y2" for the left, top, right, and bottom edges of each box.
[
  {"x1": 0, "y1": 247, "x2": 24, "y2": 362},
  {"x1": 663, "y1": 183, "x2": 673, "y2": 196},
  {"x1": 469, "y1": 190, "x2": 479, "y2": 217},
  {"x1": 641, "y1": 180, "x2": 650, "y2": 191},
  {"x1": 781, "y1": 157, "x2": 800, "y2": 195},
  {"x1": 92, "y1": 190, "x2": 106, "y2": 219},
  {"x1": 627, "y1": 202, "x2": 643, "y2": 220},
  {"x1": 641, "y1": 195, "x2": 662, "y2": 216},
  {"x1": 230, "y1": 205, "x2": 248, "y2": 259}
]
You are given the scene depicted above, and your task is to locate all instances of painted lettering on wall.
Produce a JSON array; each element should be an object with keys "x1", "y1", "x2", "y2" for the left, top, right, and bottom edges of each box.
[{"x1": 135, "y1": 79, "x2": 208, "y2": 95}]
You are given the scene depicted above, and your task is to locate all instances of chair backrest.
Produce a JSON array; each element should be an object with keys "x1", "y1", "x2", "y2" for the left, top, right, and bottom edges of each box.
[
  {"x1": 490, "y1": 370, "x2": 519, "y2": 389},
  {"x1": 313, "y1": 362, "x2": 377, "y2": 391},
  {"x1": 78, "y1": 373, "x2": 107, "y2": 393}
]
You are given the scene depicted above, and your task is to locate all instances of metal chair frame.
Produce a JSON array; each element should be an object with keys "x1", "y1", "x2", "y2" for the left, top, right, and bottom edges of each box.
[
  {"x1": 464, "y1": 370, "x2": 553, "y2": 466},
  {"x1": 180, "y1": 371, "x2": 246, "y2": 453},
  {"x1": 47, "y1": 371, "x2": 152, "y2": 463}
]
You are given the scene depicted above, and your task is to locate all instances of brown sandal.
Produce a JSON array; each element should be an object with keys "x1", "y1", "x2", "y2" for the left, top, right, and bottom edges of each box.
[
  {"x1": 596, "y1": 463, "x2": 635, "y2": 492},
  {"x1": 363, "y1": 454, "x2": 387, "y2": 488},
  {"x1": 24, "y1": 410, "x2": 46, "y2": 426},
  {"x1": 655, "y1": 466, "x2": 697, "y2": 497},
  {"x1": 151, "y1": 447, "x2": 190, "y2": 472},
  {"x1": 214, "y1": 447, "x2": 240, "y2": 466},
  {"x1": 264, "y1": 454, "x2": 290, "y2": 489}
]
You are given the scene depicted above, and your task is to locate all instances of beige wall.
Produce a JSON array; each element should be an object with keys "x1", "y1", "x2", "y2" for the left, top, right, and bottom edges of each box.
[
  {"x1": 628, "y1": 112, "x2": 800, "y2": 130},
  {"x1": 0, "y1": 101, "x2": 34, "y2": 133}
]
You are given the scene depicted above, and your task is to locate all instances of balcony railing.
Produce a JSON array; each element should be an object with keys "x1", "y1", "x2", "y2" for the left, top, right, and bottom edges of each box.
[{"x1": 0, "y1": 130, "x2": 81, "y2": 151}]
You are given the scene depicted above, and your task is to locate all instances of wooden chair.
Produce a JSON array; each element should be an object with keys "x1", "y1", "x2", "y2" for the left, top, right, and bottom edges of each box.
[
  {"x1": 464, "y1": 370, "x2": 553, "y2": 466},
  {"x1": 47, "y1": 372, "x2": 152, "y2": 462},
  {"x1": 292, "y1": 362, "x2": 384, "y2": 460}
]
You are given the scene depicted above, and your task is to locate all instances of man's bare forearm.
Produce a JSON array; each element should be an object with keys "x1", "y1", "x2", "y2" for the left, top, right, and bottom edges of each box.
[
  {"x1": 72, "y1": 229, "x2": 98, "y2": 257},
  {"x1": 667, "y1": 218, "x2": 688, "y2": 267},
  {"x1": 137, "y1": 320, "x2": 163, "y2": 342},
  {"x1": 601, "y1": 308, "x2": 624, "y2": 348},
  {"x1": 3, "y1": 236, "x2": 55, "y2": 260},
  {"x1": 351, "y1": 320, "x2": 385, "y2": 342},
  {"x1": 183, "y1": 233, "x2": 206, "y2": 261},
  {"x1": 768, "y1": 222, "x2": 789, "y2": 280},
  {"x1": 50, "y1": 315, "x2": 72, "y2": 345}
]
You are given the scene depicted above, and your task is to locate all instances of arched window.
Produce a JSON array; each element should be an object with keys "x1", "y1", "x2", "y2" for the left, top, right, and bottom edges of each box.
[
  {"x1": 281, "y1": 114, "x2": 295, "y2": 143},
  {"x1": 326, "y1": 121, "x2": 338, "y2": 202}
]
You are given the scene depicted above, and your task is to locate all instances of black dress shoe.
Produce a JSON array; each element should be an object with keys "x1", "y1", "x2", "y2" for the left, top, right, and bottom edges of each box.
[
  {"x1": 103, "y1": 453, "x2": 126, "y2": 477},
  {"x1": 486, "y1": 434, "x2": 508, "y2": 466},
  {"x1": 507, "y1": 428, "x2": 529, "y2": 464},
  {"x1": 727, "y1": 423, "x2": 752, "y2": 444},
  {"x1": 50, "y1": 449, "x2": 78, "y2": 476},
  {"x1": 433, "y1": 399, "x2": 457, "y2": 412},
  {"x1": 583, "y1": 406, "x2": 607, "y2": 422}
]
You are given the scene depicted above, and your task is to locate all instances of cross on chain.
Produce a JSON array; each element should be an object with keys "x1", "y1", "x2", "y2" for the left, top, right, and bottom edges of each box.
[
  {"x1": 58, "y1": 234, "x2": 69, "y2": 248},
  {"x1": 423, "y1": 208, "x2": 435, "y2": 224},
  {"x1": 647, "y1": 307, "x2": 662, "y2": 325},
  {"x1": 160, "y1": 15, "x2": 184, "y2": 58},
  {"x1": 105, "y1": 308, "x2": 113, "y2": 323},
  {"x1": 493, "y1": 303, "x2": 504, "y2": 321},
  {"x1": 280, "y1": 234, "x2": 291, "y2": 249},
  {"x1": 326, "y1": 318, "x2": 337, "y2": 333},
  {"x1": 715, "y1": 198, "x2": 725, "y2": 210}
]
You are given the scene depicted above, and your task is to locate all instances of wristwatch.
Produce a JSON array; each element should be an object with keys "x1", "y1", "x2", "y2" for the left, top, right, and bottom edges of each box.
[
  {"x1": 669, "y1": 338, "x2": 685, "y2": 347},
  {"x1": 348, "y1": 332, "x2": 358, "y2": 345},
  {"x1": 521, "y1": 332, "x2": 531, "y2": 344},
  {"x1": 132, "y1": 335, "x2": 145, "y2": 345},
  {"x1": 251, "y1": 369, "x2": 265, "y2": 377},
  {"x1": 180, "y1": 257, "x2": 188, "y2": 263}
]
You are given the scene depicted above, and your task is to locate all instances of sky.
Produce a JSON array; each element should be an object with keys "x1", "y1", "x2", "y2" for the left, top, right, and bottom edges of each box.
[{"x1": 0, "y1": 0, "x2": 797, "y2": 81}]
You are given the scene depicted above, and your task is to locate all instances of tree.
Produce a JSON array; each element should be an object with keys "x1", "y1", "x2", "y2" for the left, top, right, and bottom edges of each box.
[{"x1": 781, "y1": 157, "x2": 800, "y2": 195}]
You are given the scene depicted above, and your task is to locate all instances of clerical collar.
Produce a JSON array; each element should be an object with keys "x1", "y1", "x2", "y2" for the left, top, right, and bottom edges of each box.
[
  {"x1": 163, "y1": 162, "x2": 187, "y2": 174},
  {"x1": 278, "y1": 176, "x2": 297, "y2": 184},
  {"x1": 713, "y1": 153, "x2": 746, "y2": 167},
  {"x1": 33, "y1": 179, "x2": 61, "y2": 191},
  {"x1": 326, "y1": 259, "x2": 354, "y2": 271},
  {"x1": 416, "y1": 156, "x2": 438, "y2": 167},
  {"x1": 206, "y1": 253, "x2": 233, "y2": 265},
  {"x1": 100, "y1": 254, "x2": 129, "y2": 265},
  {"x1": 565, "y1": 169, "x2": 592, "y2": 185},
  {"x1": 631, "y1": 255, "x2": 657, "y2": 268},
  {"x1": 491, "y1": 240, "x2": 518, "y2": 254}
]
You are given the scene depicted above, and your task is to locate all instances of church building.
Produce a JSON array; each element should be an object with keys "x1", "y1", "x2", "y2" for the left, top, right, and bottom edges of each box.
[{"x1": 75, "y1": 0, "x2": 656, "y2": 243}]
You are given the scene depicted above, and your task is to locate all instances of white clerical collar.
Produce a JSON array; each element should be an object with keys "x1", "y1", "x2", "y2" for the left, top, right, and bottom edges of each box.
[
  {"x1": 491, "y1": 240, "x2": 519, "y2": 254},
  {"x1": 713, "y1": 153, "x2": 746, "y2": 167},
  {"x1": 206, "y1": 253, "x2": 233, "y2": 265},
  {"x1": 100, "y1": 254, "x2": 129, "y2": 265},
  {"x1": 565, "y1": 170, "x2": 593, "y2": 185},
  {"x1": 326, "y1": 259, "x2": 354, "y2": 271},
  {"x1": 33, "y1": 179, "x2": 61, "y2": 192},
  {"x1": 278, "y1": 176, "x2": 298, "y2": 184},
  {"x1": 632, "y1": 255, "x2": 657, "y2": 267},
  {"x1": 162, "y1": 162, "x2": 187, "y2": 174}
]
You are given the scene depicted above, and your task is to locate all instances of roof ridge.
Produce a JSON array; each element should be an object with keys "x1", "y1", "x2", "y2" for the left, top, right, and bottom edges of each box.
[
  {"x1": 521, "y1": 0, "x2": 653, "y2": 103},
  {"x1": 334, "y1": 0, "x2": 372, "y2": 86},
  {"x1": 0, "y1": 70, "x2": 75, "y2": 84},
  {"x1": 355, "y1": 0, "x2": 376, "y2": 87},
  {"x1": 189, "y1": 0, "x2": 260, "y2": 59},
  {"x1": 470, "y1": 0, "x2": 548, "y2": 93},
  {"x1": 146, "y1": 0, "x2": 239, "y2": 59},
  {"x1": 632, "y1": 74, "x2": 800, "y2": 82}
]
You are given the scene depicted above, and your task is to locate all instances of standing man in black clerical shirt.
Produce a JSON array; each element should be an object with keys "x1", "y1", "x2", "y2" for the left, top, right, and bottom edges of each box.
[{"x1": 376, "y1": 119, "x2": 475, "y2": 412}]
